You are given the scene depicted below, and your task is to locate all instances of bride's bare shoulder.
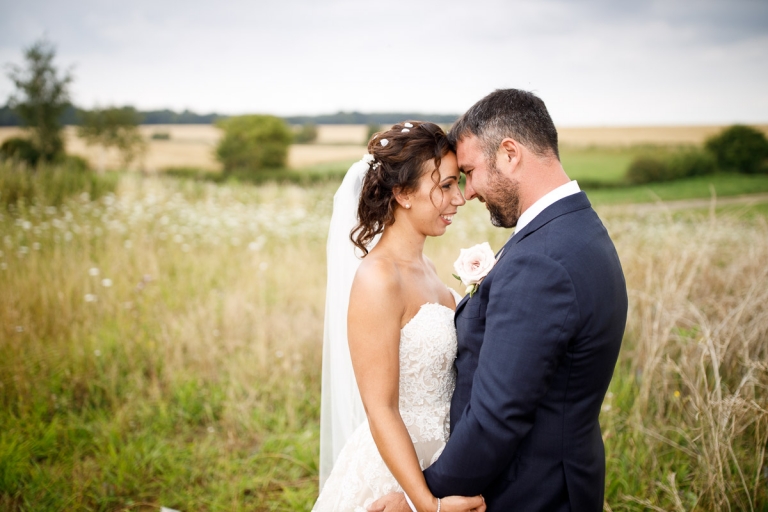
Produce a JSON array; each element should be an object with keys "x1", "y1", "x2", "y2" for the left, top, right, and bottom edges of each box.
[{"x1": 350, "y1": 255, "x2": 403, "y2": 303}]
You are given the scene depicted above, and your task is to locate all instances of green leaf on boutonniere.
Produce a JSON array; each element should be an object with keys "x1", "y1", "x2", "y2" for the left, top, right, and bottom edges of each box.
[{"x1": 452, "y1": 273, "x2": 461, "y2": 282}]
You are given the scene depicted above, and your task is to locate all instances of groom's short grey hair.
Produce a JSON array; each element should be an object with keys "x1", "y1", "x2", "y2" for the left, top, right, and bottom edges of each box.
[{"x1": 448, "y1": 89, "x2": 560, "y2": 162}]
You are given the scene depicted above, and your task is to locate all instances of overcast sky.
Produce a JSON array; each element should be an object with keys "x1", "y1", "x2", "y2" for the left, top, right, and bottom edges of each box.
[{"x1": 1, "y1": 0, "x2": 766, "y2": 125}]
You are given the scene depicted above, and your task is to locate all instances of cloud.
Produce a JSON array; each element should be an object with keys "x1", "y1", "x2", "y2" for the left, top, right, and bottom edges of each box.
[{"x1": 1, "y1": 0, "x2": 766, "y2": 124}]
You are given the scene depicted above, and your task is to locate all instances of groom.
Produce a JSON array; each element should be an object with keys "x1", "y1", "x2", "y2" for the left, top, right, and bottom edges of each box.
[{"x1": 370, "y1": 89, "x2": 628, "y2": 511}]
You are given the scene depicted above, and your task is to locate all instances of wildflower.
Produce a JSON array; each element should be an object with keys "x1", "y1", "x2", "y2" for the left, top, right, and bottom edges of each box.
[
  {"x1": 674, "y1": 390, "x2": 681, "y2": 398},
  {"x1": 124, "y1": 240, "x2": 133, "y2": 249},
  {"x1": 84, "y1": 294, "x2": 97, "y2": 302},
  {"x1": 15, "y1": 326, "x2": 24, "y2": 333},
  {"x1": 275, "y1": 350, "x2": 284, "y2": 359},
  {"x1": 101, "y1": 278, "x2": 113, "y2": 287},
  {"x1": 32, "y1": 242, "x2": 41, "y2": 251},
  {"x1": 94, "y1": 349, "x2": 101, "y2": 357},
  {"x1": 89, "y1": 267, "x2": 100, "y2": 276},
  {"x1": 207, "y1": 426, "x2": 215, "y2": 434},
  {"x1": 18, "y1": 246, "x2": 29, "y2": 256}
]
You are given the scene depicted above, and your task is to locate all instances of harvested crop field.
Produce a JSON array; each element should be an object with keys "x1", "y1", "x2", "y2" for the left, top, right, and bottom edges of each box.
[{"x1": 2, "y1": 124, "x2": 766, "y2": 172}]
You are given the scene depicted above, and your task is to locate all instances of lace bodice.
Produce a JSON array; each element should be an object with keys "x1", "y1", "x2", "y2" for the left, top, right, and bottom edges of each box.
[
  {"x1": 314, "y1": 301, "x2": 458, "y2": 511},
  {"x1": 399, "y1": 303, "x2": 457, "y2": 443}
]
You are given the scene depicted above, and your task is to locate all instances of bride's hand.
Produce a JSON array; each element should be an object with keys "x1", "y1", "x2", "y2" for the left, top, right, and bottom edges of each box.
[{"x1": 440, "y1": 495, "x2": 486, "y2": 512}]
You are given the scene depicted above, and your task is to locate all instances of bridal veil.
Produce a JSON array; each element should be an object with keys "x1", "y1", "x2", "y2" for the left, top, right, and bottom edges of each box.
[{"x1": 319, "y1": 156, "x2": 379, "y2": 489}]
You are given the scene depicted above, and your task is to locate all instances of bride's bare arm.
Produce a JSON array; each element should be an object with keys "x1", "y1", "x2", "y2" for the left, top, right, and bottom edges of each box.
[
  {"x1": 348, "y1": 260, "x2": 440, "y2": 512},
  {"x1": 348, "y1": 261, "x2": 484, "y2": 512}
]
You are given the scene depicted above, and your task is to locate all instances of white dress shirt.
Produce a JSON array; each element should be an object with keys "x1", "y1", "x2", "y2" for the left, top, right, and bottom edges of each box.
[{"x1": 513, "y1": 180, "x2": 581, "y2": 235}]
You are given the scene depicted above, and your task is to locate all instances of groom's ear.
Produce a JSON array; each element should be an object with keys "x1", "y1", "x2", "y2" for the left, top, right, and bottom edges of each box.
[{"x1": 498, "y1": 138, "x2": 522, "y2": 171}]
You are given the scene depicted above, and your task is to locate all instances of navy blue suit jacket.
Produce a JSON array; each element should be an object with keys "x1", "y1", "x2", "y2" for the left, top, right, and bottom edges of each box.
[{"x1": 423, "y1": 192, "x2": 627, "y2": 511}]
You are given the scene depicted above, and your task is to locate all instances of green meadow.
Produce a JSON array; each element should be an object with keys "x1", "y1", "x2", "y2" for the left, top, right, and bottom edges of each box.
[{"x1": 1, "y1": 148, "x2": 767, "y2": 510}]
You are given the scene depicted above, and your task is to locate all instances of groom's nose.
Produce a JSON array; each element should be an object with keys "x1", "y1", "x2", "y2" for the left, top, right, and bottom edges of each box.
[{"x1": 463, "y1": 175, "x2": 477, "y2": 200}]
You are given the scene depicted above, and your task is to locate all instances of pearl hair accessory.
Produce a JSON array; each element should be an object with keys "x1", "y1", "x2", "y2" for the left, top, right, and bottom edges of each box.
[
  {"x1": 401, "y1": 129, "x2": 410, "y2": 133},
  {"x1": 404, "y1": 122, "x2": 413, "y2": 127},
  {"x1": 380, "y1": 139, "x2": 389, "y2": 147},
  {"x1": 362, "y1": 153, "x2": 381, "y2": 170}
]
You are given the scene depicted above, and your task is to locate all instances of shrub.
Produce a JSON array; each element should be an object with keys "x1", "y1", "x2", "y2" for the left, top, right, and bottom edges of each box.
[
  {"x1": 151, "y1": 132, "x2": 171, "y2": 140},
  {"x1": 0, "y1": 136, "x2": 41, "y2": 166},
  {"x1": 293, "y1": 123, "x2": 318, "y2": 144},
  {"x1": 666, "y1": 148, "x2": 717, "y2": 178},
  {"x1": 626, "y1": 156, "x2": 672, "y2": 184},
  {"x1": 705, "y1": 125, "x2": 768, "y2": 174},
  {"x1": 215, "y1": 115, "x2": 292, "y2": 174},
  {"x1": 0, "y1": 159, "x2": 116, "y2": 207}
]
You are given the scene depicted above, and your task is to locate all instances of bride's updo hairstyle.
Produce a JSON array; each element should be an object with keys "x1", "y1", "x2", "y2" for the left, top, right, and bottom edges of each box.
[{"x1": 351, "y1": 121, "x2": 451, "y2": 256}]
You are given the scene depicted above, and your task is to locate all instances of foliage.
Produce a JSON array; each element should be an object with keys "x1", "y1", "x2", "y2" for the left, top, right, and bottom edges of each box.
[
  {"x1": 0, "y1": 137, "x2": 41, "y2": 166},
  {"x1": 666, "y1": 147, "x2": 717, "y2": 178},
  {"x1": 283, "y1": 111, "x2": 459, "y2": 125},
  {"x1": 5, "y1": 39, "x2": 73, "y2": 161},
  {"x1": 141, "y1": 108, "x2": 224, "y2": 124},
  {"x1": 150, "y1": 131, "x2": 171, "y2": 140},
  {"x1": 215, "y1": 115, "x2": 293, "y2": 174},
  {"x1": 705, "y1": 124, "x2": 768, "y2": 174},
  {"x1": 77, "y1": 106, "x2": 147, "y2": 170},
  {"x1": 293, "y1": 123, "x2": 318, "y2": 144},
  {"x1": 0, "y1": 159, "x2": 117, "y2": 208},
  {"x1": 626, "y1": 147, "x2": 718, "y2": 185},
  {"x1": 626, "y1": 156, "x2": 673, "y2": 184}
]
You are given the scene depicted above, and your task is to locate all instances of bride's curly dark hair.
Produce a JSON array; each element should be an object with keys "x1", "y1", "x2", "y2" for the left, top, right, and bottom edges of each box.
[{"x1": 351, "y1": 121, "x2": 452, "y2": 256}]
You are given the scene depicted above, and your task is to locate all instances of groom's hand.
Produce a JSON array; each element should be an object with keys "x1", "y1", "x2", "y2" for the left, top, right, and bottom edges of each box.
[{"x1": 367, "y1": 492, "x2": 410, "y2": 512}]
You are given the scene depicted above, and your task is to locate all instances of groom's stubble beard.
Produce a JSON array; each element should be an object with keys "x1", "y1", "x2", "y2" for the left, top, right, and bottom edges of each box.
[{"x1": 483, "y1": 160, "x2": 521, "y2": 228}]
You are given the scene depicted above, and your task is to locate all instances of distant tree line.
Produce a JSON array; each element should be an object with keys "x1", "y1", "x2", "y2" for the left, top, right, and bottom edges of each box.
[
  {"x1": 283, "y1": 111, "x2": 459, "y2": 125},
  {"x1": 0, "y1": 104, "x2": 458, "y2": 127},
  {"x1": 0, "y1": 104, "x2": 225, "y2": 126}
]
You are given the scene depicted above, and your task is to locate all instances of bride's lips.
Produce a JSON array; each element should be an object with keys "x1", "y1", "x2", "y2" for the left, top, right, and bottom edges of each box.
[{"x1": 440, "y1": 212, "x2": 457, "y2": 225}]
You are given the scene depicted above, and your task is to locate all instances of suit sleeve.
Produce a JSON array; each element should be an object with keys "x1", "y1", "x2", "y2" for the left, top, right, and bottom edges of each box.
[{"x1": 424, "y1": 252, "x2": 579, "y2": 496}]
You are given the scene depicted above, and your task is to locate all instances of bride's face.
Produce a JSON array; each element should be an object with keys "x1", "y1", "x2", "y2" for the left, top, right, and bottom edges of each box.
[{"x1": 406, "y1": 152, "x2": 466, "y2": 237}]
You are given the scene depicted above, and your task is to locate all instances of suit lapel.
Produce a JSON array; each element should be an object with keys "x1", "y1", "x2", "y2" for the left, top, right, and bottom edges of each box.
[
  {"x1": 454, "y1": 292, "x2": 471, "y2": 318},
  {"x1": 453, "y1": 193, "x2": 592, "y2": 322},
  {"x1": 495, "y1": 192, "x2": 592, "y2": 265}
]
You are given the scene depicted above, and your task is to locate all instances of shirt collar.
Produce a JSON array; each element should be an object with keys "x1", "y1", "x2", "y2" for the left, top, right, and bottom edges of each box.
[{"x1": 514, "y1": 180, "x2": 581, "y2": 234}]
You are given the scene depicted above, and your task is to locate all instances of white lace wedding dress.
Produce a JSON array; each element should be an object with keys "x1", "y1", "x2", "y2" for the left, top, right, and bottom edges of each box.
[{"x1": 313, "y1": 301, "x2": 458, "y2": 511}]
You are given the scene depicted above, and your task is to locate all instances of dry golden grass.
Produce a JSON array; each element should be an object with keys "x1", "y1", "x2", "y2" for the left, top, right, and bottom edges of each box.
[{"x1": 1, "y1": 171, "x2": 766, "y2": 509}]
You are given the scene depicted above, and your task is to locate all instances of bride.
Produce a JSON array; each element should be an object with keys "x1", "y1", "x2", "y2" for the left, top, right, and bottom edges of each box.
[{"x1": 314, "y1": 122, "x2": 485, "y2": 512}]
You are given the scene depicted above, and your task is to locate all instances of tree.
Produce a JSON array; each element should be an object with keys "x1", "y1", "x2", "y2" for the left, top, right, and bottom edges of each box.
[
  {"x1": 705, "y1": 125, "x2": 768, "y2": 174},
  {"x1": 293, "y1": 122, "x2": 318, "y2": 143},
  {"x1": 6, "y1": 39, "x2": 73, "y2": 162},
  {"x1": 215, "y1": 115, "x2": 292, "y2": 174},
  {"x1": 78, "y1": 107, "x2": 147, "y2": 172}
]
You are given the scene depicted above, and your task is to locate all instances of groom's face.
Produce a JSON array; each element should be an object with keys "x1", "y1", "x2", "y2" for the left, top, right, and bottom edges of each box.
[{"x1": 456, "y1": 135, "x2": 521, "y2": 228}]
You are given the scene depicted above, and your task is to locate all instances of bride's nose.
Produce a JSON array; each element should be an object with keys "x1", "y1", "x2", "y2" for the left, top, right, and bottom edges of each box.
[{"x1": 453, "y1": 186, "x2": 466, "y2": 206}]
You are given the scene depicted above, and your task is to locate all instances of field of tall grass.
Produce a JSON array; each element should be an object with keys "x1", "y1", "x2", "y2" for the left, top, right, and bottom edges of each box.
[{"x1": 1, "y1": 168, "x2": 767, "y2": 510}]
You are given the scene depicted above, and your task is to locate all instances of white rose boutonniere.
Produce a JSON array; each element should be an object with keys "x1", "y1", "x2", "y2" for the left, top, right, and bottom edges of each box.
[{"x1": 452, "y1": 242, "x2": 498, "y2": 297}]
